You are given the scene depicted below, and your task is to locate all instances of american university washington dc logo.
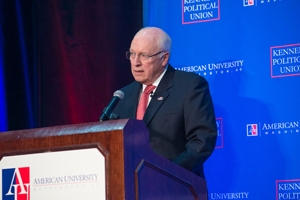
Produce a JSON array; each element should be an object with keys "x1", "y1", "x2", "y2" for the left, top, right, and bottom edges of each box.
[
  {"x1": 2, "y1": 167, "x2": 30, "y2": 200},
  {"x1": 243, "y1": 0, "x2": 255, "y2": 6},
  {"x1": 247, "y1": 121, "x2": 299, "y2": 137},
  {"x1": 244, "y1": 0, "x2": 286, "y2": 7},
  {"x1": 247, "y1": 124, "x2": 258, "y2": 136},
  {"x1": 176, "y1": 60, "x2": 244, "y2": 76}
]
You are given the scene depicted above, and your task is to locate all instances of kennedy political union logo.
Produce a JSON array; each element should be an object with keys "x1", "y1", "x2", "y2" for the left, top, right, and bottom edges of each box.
[
  {"x1": 216, "y1": 118, "x2": 224, "y2": 148},
  {"x1": 270, "y1": 43, "x2": 300, "y2": 78},
  {"x1": 2, "y1": 167, "x2": 30, "y2": 200},
  {"x1": 276, "y1": 179, "x2": 300, "y2": 200},
  {"x1": 182, "y1": 0, "x2": 220, "y2": 24}
]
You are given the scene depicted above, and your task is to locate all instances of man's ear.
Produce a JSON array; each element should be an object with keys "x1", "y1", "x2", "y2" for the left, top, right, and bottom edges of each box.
[{"x1": 161, "y1": 52, "x2": 170, "y2": 66}]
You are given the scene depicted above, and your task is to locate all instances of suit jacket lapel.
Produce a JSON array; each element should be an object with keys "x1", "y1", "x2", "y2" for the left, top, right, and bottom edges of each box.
[{"x1": 143, "y1": 66, "x2": 175, "y2": 125}]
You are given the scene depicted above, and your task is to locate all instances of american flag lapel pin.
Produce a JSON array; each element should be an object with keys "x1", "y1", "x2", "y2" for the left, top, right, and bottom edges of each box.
[{"x1": 157, "y1": 97, "x2": 163, "y2": 100}]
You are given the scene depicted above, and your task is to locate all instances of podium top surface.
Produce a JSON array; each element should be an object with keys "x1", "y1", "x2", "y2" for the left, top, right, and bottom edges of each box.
[{"x1": 0, "y1": 119, "x2": 147, "y2": 142}]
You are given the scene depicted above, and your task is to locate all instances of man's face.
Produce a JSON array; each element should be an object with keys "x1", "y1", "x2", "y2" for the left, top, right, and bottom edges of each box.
[{"x1": 129, "y1": 33, "x2": 169, "y2": 85}]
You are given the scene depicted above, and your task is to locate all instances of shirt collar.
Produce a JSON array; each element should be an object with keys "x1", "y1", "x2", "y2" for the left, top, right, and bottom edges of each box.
[{"x1": 142, "y1": 64, "x2": 168, "y2": 92}]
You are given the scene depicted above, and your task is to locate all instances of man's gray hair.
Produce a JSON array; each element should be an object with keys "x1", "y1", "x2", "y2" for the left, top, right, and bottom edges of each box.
[{"x1": 135, "y1": 27, "x2": 172, "y2": 53}]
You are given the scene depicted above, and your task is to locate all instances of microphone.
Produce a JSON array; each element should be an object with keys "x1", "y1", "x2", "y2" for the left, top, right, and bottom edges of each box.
[{"x1": 99, "y1": 90, "x2": 124, "y2": 122}]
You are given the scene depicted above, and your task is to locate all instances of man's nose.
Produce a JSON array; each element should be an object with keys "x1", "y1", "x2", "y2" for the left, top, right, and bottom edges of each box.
[{"x1": 131, "y1": 55, "x2": 141, "y2": 66}]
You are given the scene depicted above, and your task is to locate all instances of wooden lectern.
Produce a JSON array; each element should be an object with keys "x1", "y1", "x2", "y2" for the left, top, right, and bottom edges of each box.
[{"x1": 0, "y1": 119, "x2": 207, "y2": 199}]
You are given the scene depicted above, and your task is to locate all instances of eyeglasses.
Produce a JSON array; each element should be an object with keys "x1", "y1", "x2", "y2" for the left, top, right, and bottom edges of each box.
[{"x1": 126, "y1": 51, "x2": 165, "y2": 61}]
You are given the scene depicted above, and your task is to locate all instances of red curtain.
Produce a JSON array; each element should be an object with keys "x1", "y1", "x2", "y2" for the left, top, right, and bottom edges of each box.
[{"x1": 36, "y1": 0, "x2": 142, "y2": 127}]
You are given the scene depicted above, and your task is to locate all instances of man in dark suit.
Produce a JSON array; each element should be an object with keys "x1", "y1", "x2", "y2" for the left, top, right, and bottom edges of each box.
[{"x1": 113, "y1": 27, "x2": 217, "y2": 179}]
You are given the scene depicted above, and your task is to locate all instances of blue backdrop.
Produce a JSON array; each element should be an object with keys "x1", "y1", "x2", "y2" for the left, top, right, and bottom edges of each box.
[{"x1": 144, "y1": 0, "x2": 300, "y2": 199}]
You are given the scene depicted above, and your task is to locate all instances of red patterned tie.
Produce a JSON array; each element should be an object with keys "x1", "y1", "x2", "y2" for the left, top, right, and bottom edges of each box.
[{"x1": 136, "y1": 85, "x2": 156, "y2": 120}]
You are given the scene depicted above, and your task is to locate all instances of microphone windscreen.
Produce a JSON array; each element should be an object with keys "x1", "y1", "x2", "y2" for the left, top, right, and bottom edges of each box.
[{"x1": 113, "y1": 90, "x2": 125, "y2": 99}]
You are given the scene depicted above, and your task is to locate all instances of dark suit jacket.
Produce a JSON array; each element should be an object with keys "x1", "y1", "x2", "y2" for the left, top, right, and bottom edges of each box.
[{"x1": 113, "y1": 65, "x2": 217, "y2": 178}]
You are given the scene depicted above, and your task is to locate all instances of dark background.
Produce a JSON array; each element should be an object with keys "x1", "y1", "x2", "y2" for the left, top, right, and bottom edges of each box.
[{"x1": 0, "y1": 0, "x2": 142, "y2": 131}]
